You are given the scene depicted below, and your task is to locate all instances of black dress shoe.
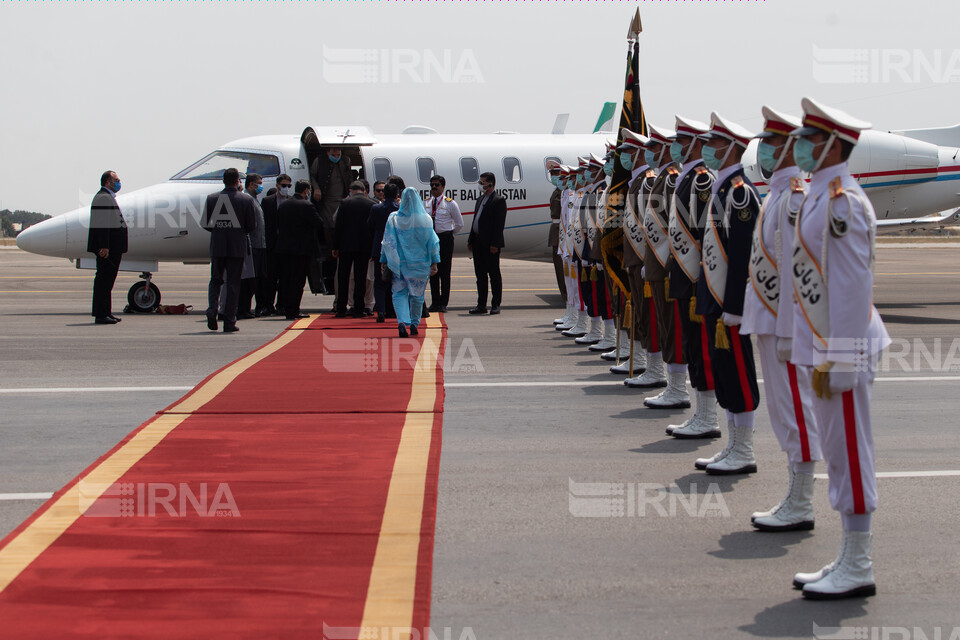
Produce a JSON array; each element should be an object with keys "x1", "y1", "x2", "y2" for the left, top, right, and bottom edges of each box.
[
  {"x1": 427, "y1": 304, "x2": 441, "y2": 312},
  {"x1": 376, "y1": 312, "x2": 385, "y2": 323},
  {"x1": 207, "y1": 314, "x2": 218, "y2": 331},
  {"x1": 398, "y1": 325, "x2": 408, "y2": 338},
  {"x1": 237, "y1": 311, "x2": 255, "y2": 320},
  {"x1": 335, "y1": 311, "x2": 347, "y2": 318},
  {"x1": 108, "y1": 314, "x2": 122, "y2": 322},
  {"x1": 437, "y1": 306, "x2": 447, "y2": 313},
  {"x1": 94, "y1": 316, "x2": 118, "y2": 325},
  {"x1": 294, "y1": 313, "x2": 310, "y2": 319},
  {"x1": 422, "y1": 309, "x2": 431, "y2": 318},
  {"x1": 409, "y1": 324, "x2": 419, "y2": 336},
  {"x1": 363, "y1": 309, "x2": 374, "y2": 317},
  {"x1": 223, "y1": 323, "x2": 239, "y2": 333},
  {"x1": 489, "y1": 307, "x2": 501, "y2": 315},
  {"x1": 468, "y1": 307, "x2": 488, "y2": 315}
]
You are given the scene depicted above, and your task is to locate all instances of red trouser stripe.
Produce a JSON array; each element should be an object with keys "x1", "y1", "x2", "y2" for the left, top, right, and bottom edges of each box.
[
  {"x1": 787, "y1": 363, "x2": 811, "y2": 462},
  {"x1": 729, "y1": 325, "x2": 755, "y2": 412},
  {"x1": 604, "y1": 284, "x2": 614, "y2": 319},
  {"x1": 842, "y1": 390, "x2": 866, "y2": 514},
  {"x1": 590, "y1": 279, "x2": 598, "y2": 318},
  {"x1": 672, "y1": 301, "x2": 683, "y2": 364},
  {"x1": 700, "y1": 320, "x2": 714, "y2": 390},
  {"x1": 649, "y1": 297, "x2": 658, "y2": 349}
]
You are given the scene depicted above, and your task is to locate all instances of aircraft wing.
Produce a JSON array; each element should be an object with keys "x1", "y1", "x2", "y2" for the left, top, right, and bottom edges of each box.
[{"x1": 876, "y1": 208, "x2": 960, "y2": 232}]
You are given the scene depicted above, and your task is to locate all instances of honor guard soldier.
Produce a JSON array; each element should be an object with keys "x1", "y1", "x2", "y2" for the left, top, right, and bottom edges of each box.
[
  {"x1": 694, "y1": 112, "x2": 761, "y2": 474},
  {"x1": 661, "y1": 115, "x2": 718, "y2": 423},
  {"x1": 561, "y1": 160, "x2": 591, "y2": 338},
  {"x1": 572, "y1": 154, "x2": 611, "y2": 347},
  {"x1": 624, "y1": 125, "x2": 675, "y2": 389},
  {"x1": 607, "y1": 128, "x2": 649, "y2": 368},
  {"x1": 554, "y1": 166, "x2": 582, "y2": 330},
  {"x1": 547, "y1": 161, "x2": 567, "y2": 313},
  {"x1": 789, "y1": 98, "x2": 889, "y2": 600},
  {"x1": 746, "y1": 106, "x2": 823, "y2": 533},
  {"x1": 588, "y1": 145, "x2": 620, "y2": 353}
]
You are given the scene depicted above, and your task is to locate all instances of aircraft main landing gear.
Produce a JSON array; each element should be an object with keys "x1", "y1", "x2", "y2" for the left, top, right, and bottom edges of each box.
[{"x1": 127, "y1": 272, "x2": 161, "y2": 313}]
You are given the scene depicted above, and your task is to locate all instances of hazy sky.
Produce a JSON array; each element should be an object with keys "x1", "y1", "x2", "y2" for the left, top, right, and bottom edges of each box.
[{"x1": 2, "y1": 0, "x2": 959, "y2": 216}]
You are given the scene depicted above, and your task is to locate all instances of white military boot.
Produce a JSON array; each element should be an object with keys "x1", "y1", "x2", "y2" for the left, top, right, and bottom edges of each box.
[
  {"x1": 589, "y1": 321, "x2": 617, "y2": 351},
  {"x1": 793, "y1": 533, "x2": 845, "y2": 589},
  {"x1": 753, "y1": 467, "x2": 815, "y2": 531},
  {"x1": 610, "y1": 346, "x2": 646, "y2": 374},
  {"x1": 575, "y1": 317, "x2": 603, "y2": 344},
  {"x1": 553, "y1": 305, "x2": 575, "y2": 327},
  {"x1": 561, "y1": 310, "x2": 588, "y2": 337},
  {"x1": 801, "y1": 531, "x2": 876, "y2": 600},
  {"x1": 670, "y1": 390, "x2": 721, "y2": 438},
  {"x1": 705, "y1": 426, "x2": 758, "y2": 475},
  {"x1": 694, "y1": 420, "x2": 734, "y2": 470},
  {"x1": 751, "y1": 466, "x2": 796, "y2": 522},
  {"x1": 624, "y1": 351, "x2": 667, "y2": 388},
  {"x1": 644, "y1": 369, "x2": 691, "y2": 409},
  {"x1": 601, "y1": 330, "x2": 631, "y2": 361}
]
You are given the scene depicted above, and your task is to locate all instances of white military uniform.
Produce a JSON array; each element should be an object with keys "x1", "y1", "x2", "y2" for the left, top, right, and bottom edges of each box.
[
  {"x1": 743, "y1": 165, "x2": 822, "y2": 466},
  {"x1": 792, "y1": 161, "x2": 890, "y2": 516}
]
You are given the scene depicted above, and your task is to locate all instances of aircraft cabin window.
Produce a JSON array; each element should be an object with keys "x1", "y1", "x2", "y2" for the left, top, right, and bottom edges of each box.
[
  {"x1": 171, "y1": 151, "x2": 280, "y2": 181},
  {"x1": 373, "y1": 157, "x2": 393, "y2": 183},
  {"x1": 460, "y1": 157, "x2": 479, "y2": 184},
  {"x1": 417, "y1": 157, "x2": 437, "y2": 183},
  {"x1": 503, "y1": 157, "x2": 522, "y2": 184},
  {"x1": 544, "y1": 156, "x2": 561, "y2": 182}
]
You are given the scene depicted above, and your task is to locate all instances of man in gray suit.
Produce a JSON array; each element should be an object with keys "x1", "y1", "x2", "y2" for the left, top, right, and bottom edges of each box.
[{"x1": 202, "y1": 167, "x2": 256, "y2": 333}]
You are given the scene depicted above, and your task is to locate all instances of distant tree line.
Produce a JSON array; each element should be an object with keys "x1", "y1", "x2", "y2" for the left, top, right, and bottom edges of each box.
[{"x1": 0, "y1": 210, "x2": 50, "y2": 237}]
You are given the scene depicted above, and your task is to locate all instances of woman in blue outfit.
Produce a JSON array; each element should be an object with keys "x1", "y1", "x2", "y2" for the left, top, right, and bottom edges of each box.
[{"x1": 380, "y1": 187, "x2": 441, "y2": 337}]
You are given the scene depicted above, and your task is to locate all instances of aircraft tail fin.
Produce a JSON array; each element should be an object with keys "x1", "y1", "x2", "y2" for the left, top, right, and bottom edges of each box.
[
  {"x1": 552, "y1": 114, "x2": 570, "y2": 135},
  {"x1": 593, "y1": 102, "x2": 617, "y2": 133},
  {"x1": 894, "y1": 123, "x2": 960, "y2": 148}
]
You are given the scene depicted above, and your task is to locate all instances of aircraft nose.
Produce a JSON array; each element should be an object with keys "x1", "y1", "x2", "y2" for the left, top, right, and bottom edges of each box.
[{"x1": 16, "y1": 216, "x2": 67, "y2": 257}]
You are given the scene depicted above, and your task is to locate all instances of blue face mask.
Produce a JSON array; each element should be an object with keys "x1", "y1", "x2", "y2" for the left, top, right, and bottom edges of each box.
[
  {"x1": 793, "y1": 137, "x2": 821, "y2": 173},
  {"x1": 576, "y1": 174, "x2": 585, "y2": 187},
  {"x1": 701, "y1": 145, "x2": 722, "y2": 171},
  {"x1": 603, "y1": 161, "x2": 614, "y2": 176},
  {"x1": 550, "y1": 176, "x2": 559, "y2": 187},
  {"x1": 620, "y1": 153, "x2": 634, "y2": 171},
  {"x1": 645, "y1": 150, "x2": 658, "y2": 169},
  {"x1": 254, "y1": 185, "x2": 264, "y2": 195},
  {"x1": 757, "y1": 142, "x2": 779, "y2": 172},
  {"x1": 670, "y1": 141, "x2": 685, "y2": 163},
  {"x1": 328, "y1": 153, "x2": 341, "y2": 163},
  {"x1": 111, "y1": 181, "x2": 121, "y2": 193}
]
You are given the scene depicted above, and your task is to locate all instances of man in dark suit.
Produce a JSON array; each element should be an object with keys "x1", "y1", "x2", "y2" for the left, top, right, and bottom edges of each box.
[
  {"x1": 275, "y1": 180, "x2": 324, "y2": 320},
  {"x1": 332, "y1": 181, "x2": 375, "y2": 317},
  {"x1": 467, "y1": 171, "x2": 507, "y2": 314},
  {"x1": 202, "y1": 167, "x2": 256, "y2": 333},
  {"x1": 87, "y1": 170, "x2": 128, "y2": 324},
  {"x1": 368, "y1": 182, "x2": 400, "y2": 322},
  {"x1": 256, "y1": 173, "x2": 292, "y2": 316}
]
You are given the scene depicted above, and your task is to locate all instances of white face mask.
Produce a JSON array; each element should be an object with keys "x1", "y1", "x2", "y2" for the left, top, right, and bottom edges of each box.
[{"x1": 279, "y1": 186, "x2": 293, "y2": 197}]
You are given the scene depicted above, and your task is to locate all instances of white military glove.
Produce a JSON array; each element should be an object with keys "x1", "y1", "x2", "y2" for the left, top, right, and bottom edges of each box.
[
  {"x1": 640, "y1": 266, "x2": 646, "y2": 279},
  {"x1": 596, "y1": 262, "x2": 604, "y2": 272},
  {"x1": 776, "y1": 337, "x2": 793, "y2": 363},
  {"x1": 829, "y1": 370, "x2": 860, "y2": 395},
  {"x1": 721, "y1": 312, "x2": 742, "y2": 326}
]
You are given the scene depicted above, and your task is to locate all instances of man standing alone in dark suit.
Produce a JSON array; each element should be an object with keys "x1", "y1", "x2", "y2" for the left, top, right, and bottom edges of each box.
[
  {"x1": 467, "y1": 172, "x2": 507, "y2": 315},
  {"x1": 276, "y1": 180, "x2": 324, "y2": 320},
  {"x1": 332, "y1": 181, "x2": 375, "y2": 317},
  {"x1": 87, "y1": 170, "x2": 128, "y2": 324},
  {"x1": 202, "y1": 167, "x2": 256, "y2": 333}
]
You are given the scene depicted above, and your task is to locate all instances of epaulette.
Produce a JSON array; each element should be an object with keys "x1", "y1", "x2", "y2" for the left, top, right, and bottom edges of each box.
[
  {"x1": 645, "y1": 169, "x2": 656, "y2": 179},
  {"x1": 829, "y1": 177, "x2": 844, "y2": 199},
  {"x1": 694, "y1": 165, "x2": 709, "y2": 175},
  {"x1": 445, "y1": 197, "x2": 453, "y2": 202},
  {"x1": 790, "y1": 177, "x2": 805, "y2": 193},
  {"x1": 666, "y1": 166, "x2": 679, "y2": 175},
  {"x1": 731, "y1": 175, "x2": 745, "y2": 190}
]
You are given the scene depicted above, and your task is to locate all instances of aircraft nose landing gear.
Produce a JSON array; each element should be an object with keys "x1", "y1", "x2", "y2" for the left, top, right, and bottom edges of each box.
[{"x1": 127, "y1": 272, "x2": 161, "y2": 313}]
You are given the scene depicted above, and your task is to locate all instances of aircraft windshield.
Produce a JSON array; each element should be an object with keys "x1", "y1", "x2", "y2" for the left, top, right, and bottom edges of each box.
[{"x1": 171, "y1": 151, "x2": 281, "y2": 181}]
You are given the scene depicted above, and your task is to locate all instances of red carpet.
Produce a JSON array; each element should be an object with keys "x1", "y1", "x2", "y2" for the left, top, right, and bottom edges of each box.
[{"x1": 0, "y1": 313, "x2": 446, "y2": 638}]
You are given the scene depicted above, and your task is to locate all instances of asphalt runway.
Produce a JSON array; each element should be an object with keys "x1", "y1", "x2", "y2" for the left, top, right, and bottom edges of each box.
[{"x1": 1, "y1": 242, "x2": 959, "y2": 639}]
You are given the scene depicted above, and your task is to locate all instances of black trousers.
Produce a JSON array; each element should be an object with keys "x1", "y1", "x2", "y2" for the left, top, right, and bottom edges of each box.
[
  {"x1": 253, "y1": 248, "x2": 275, "y2": 312},
  {"x1": 208, "y1": 256, "x2": 243, "y2": 323},
  {"x1": 336, "y1": 251, "x2": 369, "y2": 314},
  {"x1": 430, "y1": 231, "x2": 455, "y2": 308},
  {"x1": 705, "y1": 314, "x2": 760, "y2": 414},
  {"x1": 679, "y1": 295, "x2": 714, "y2": 392},
  {"x1": 281, "y1": 254, "x2": 311, "y2": 317},
  {"x1": 91, "y1": 254, "x2": 121, "y2": 317},
  {"x1": 472, "y1": 245, "x2": 502, "y2": 309}
]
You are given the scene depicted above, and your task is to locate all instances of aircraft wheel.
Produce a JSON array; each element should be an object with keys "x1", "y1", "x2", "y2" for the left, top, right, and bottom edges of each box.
[{"x1": 127, "y1": 281, "x2": 161, "y2": 313}]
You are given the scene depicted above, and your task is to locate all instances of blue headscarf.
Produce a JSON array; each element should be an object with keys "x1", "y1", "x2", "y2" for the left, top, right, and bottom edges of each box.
[{"x1": 381, "y1": 187, "x2": 441, "y2": 282}]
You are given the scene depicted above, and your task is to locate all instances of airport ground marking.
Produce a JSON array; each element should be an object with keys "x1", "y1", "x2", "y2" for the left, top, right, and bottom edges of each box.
[
  {"x1": 360, "y1": 314, "x2": 442, "y2": 632},
  {"x1": 0, "y1": 327, "x2": 304, "y2": 593},
  {"x1": 445, "y1": 375, "x2": 960, "y2": 388},
  {"x1": 0, "y1": 386, "x2": 193, "y2": 394}
]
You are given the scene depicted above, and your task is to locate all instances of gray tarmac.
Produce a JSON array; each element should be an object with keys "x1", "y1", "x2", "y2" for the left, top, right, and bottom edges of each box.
[{"x1": 1, "y1": 243, "x2": 959, "y2": 639}]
